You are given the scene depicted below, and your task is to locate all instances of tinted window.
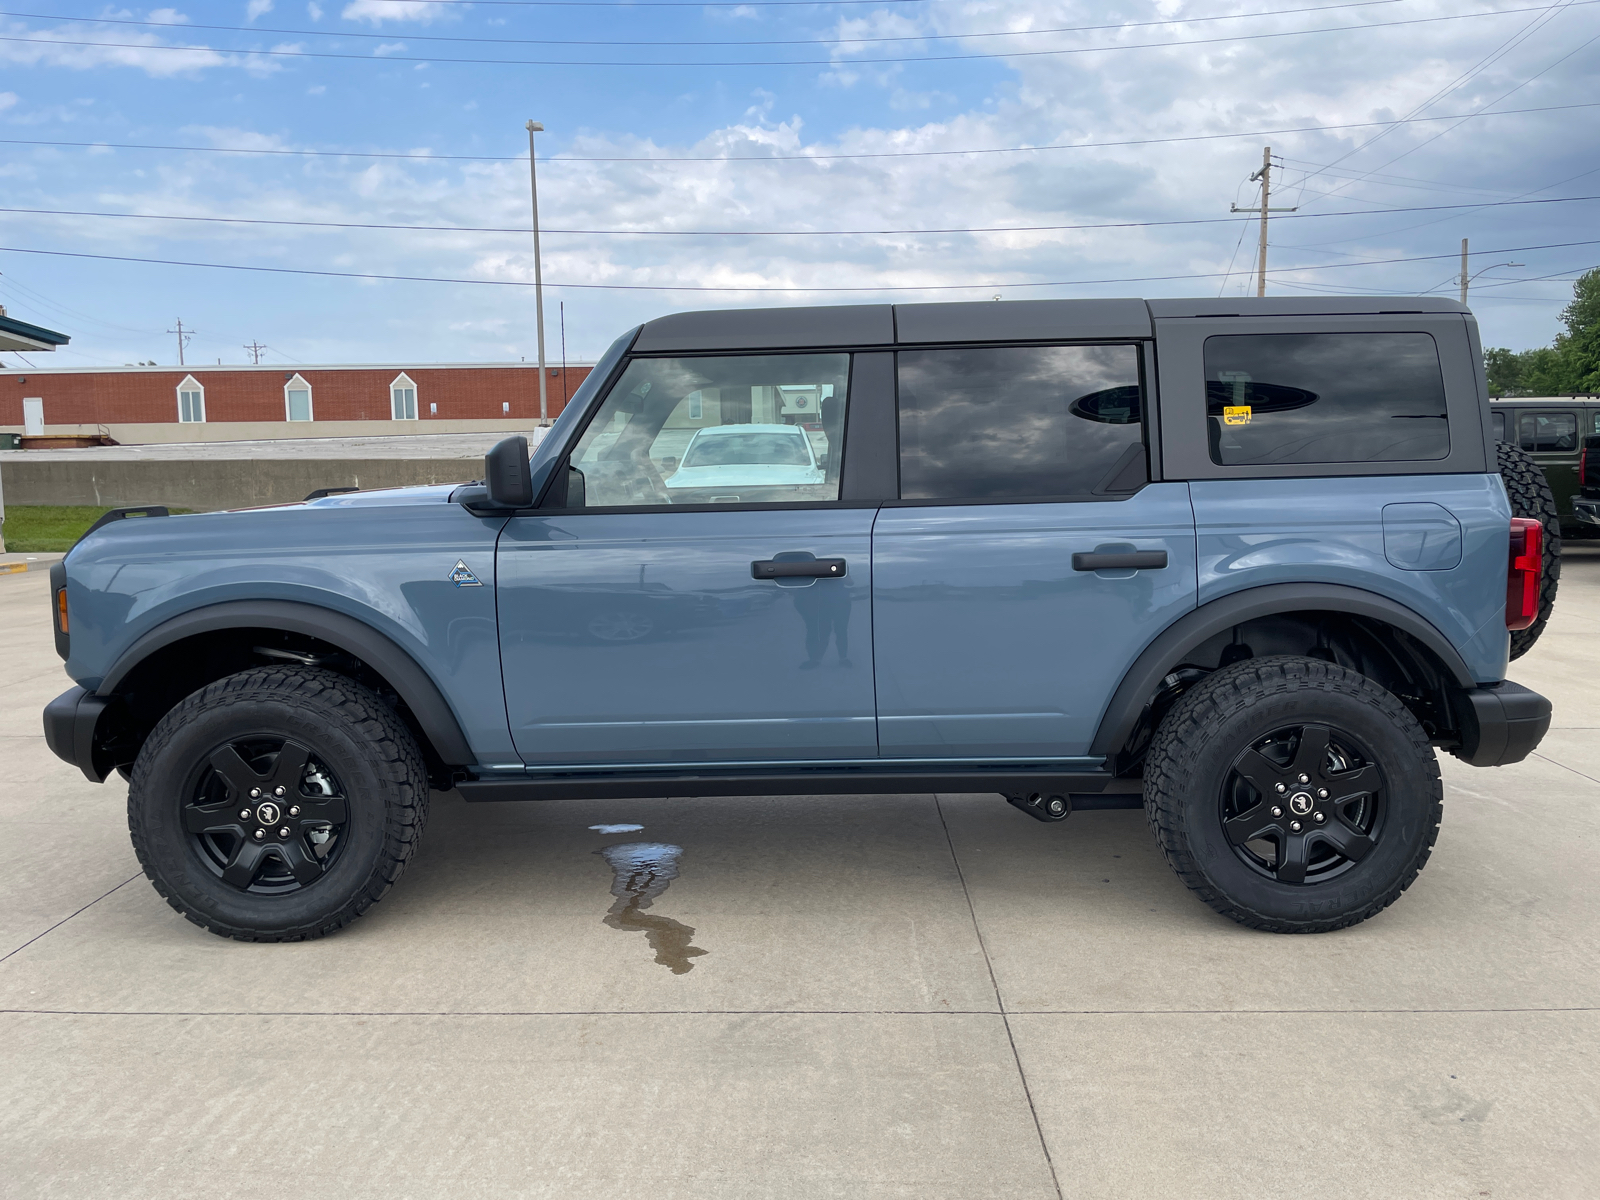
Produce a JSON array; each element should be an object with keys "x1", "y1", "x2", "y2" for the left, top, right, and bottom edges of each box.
[
  {"x1": 1519, "y1": 412, "x2": 1577, "y2": 452},
  {"x1": 897, "y1": 345, "x2": 1144, "y2": 500},
  {"x1": 568, "y1": 354, "x2": 848, "y2": 508},
  {"x1": 1203, "y1": 333, "x2": 1449, "y2": 466},
  {"x1": 1492, "y1": 411, "x2": 1506, "y2": 442}
]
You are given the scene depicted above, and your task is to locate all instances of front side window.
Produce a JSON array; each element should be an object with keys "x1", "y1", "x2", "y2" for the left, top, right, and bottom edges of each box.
[
  {"x1": 1519, "y1": 412, "x2": 1577, "y2": 452},
  {"x1": 177, "y1": 375, "x2": 205, "y2": 423},
  {"x1": 896, "y1": 344, "x2": 1144, "y2": 501},
  {"x1": 567, "y1": 353, "x2": 849, "y2": 508},
  {"x1": 391, "y1": 374, "x2": 417, "y2": 421},
  {"x1": 1204, "y1": 332, "x2": 1449, "y2": 466}
]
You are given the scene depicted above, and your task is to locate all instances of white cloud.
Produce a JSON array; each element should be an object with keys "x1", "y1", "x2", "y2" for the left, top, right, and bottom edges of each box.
[
  {"x1": 246, "y1": 0, "x2": 273, "y2": 20},
  {"x1": 340, "y1": 0, "x2": 452, "y2": 25},
  {"x1": 0, "y1": 91, "x2": 17, "y2": 111},
  {"x1": 373, "y1": 41, "x2": 405, "y2": 56},
  {"x1": 307, "y1": 1, "x2": 323, "y2": 18},
  {"x1": 0, "y1": 17, "x2": 279, "y2": 77}
]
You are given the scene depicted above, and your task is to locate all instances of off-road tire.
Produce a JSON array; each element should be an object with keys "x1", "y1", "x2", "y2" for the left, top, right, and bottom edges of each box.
[
  {"x1": 1497, "y1": 441, "x2": 1560, "y2": 659},
  {"x1": 1144, "y1": 655, "x2": 1442, "y2": 934},
  {"x1": 128, "y1": 666, "x2": 429, "y2": 941}
]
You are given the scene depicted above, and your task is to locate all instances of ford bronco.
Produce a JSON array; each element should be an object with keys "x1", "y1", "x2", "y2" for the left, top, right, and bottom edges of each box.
[{"x1": 43, "y1": 297, "x2": 1555, "y2": 939}]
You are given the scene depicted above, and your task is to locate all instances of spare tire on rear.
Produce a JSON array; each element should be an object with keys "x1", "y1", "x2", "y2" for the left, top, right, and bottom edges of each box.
[{"x1": 1496, "y1": 441, "x2": 1560, "y2": 659}]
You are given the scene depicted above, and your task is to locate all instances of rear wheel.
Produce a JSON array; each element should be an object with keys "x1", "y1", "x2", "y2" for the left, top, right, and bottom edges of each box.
[
  {"x1": 128, "y1": 667, "x2": 429, "y2": 941},
  {"x1": 1497, "y1": 441, "x2": 1560, "y2": 659},
  {"x1": 1144, "y1": 656, "x2": 1441, "y2": 933}
]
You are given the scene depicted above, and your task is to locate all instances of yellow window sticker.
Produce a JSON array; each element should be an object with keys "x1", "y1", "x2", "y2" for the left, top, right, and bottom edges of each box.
[{"x1": 1223, "y1": 405, "x2": 1252, "y2": 426}]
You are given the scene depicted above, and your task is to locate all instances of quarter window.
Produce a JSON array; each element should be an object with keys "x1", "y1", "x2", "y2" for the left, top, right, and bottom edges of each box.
[
  {"x1": 1203, "y1": 333, "x2": 1449, "y2": 466},
  {"x1": 567, "y1": 354, "x2": 849, "y2": 508},
  {"x1": 1519, "y1": 412, "x2": 1577, "y2": 452},
  {"x1": 896, "y1": 344, "x2": 1144, "y2": 501},
  {"x1": 391, "y1": 373, "x2": 418, "y2": 421},
  {"x1": 177, "y1": 375, "x2": 205, "y2": 423}
]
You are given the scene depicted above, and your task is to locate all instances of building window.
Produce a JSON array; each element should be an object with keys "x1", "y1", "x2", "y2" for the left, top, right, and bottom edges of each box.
[
  {"x1": 391, "y1": 373, "x2": 418, "y2": 421},
  {"x1": 177, "y1": 375, "x2": 206, "y2": 423},
  {"x1": 284, "y1": 374, "x2": 313, "y2": 422}
]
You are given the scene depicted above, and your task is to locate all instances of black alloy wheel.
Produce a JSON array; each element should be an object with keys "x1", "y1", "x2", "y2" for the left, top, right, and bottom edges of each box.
[
  {"x1": 182, "y1": 737, "x2": 351, "y2": 893},
  {"x1": 1144, "y1": 655, "x2": 1441, "y2": 933},
  {"x1": 129, "y1": 666, "x2": 429, "y2": 942},
  {"x1": 1220, "y1": 723, "x2": 1384, "y2": 886}
]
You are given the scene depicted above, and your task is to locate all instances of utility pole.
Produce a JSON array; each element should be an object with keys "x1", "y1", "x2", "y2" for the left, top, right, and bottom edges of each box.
[
  {"x1": 560, "y1": 300, "x2": 568, "y2": 411},
  {"x1": 244, "y1": 340, "x2": 266, "y2": 364},
  {"x1": 1459, "y1": 239, "x2": 1470, "y2": 304},
  {"x1": 526, "y1": 120, "x2": 549, "y2": 425},
  {"x1": 167, "y1": 318, "x2": 193, "y2": 366},
  {"x1": 1230, "y1": 146, "x2": 1298, "y2": 297}
]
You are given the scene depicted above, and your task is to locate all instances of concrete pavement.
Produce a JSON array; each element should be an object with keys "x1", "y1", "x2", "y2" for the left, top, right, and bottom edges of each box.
[{"x1": 2, "y1": 548, "x2": 1596, "y2": 1198}]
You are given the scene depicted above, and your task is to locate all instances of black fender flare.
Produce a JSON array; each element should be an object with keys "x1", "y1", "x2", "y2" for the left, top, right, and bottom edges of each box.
[
  {"x1": 1089, "y1": 583, "x2": 1478, "y2": 758},
  {"x1": 98, "y1": 600, "x2": 476, "y2": 766}
]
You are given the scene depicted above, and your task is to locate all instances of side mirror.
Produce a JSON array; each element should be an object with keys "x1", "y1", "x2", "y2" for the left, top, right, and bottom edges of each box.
[{"x1": 485, "y1": 435, "x2": 533, "y2": 508}]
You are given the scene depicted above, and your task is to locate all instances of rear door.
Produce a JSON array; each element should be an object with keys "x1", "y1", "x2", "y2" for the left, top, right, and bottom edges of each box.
[
  {"x1": 497, "y1": 350, "x2": 879, "y2": 766},
  {"x1": 871, "y1": 342, "x2": 1198, "y2": 759}
]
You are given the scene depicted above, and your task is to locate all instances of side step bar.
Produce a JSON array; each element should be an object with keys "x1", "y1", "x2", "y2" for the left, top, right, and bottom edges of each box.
[{"x1": 456, "y1": 768, "x2": 1145, "y2": 804}]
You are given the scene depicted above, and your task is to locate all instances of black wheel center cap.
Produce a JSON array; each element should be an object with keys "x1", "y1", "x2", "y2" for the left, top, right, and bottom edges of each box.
[
  {"x1": 1288, "y1": 792, "x2": 1314, "y2": 816},
  {"x1": 255, "y1": 801, "x2": 282, "y2": 826}
]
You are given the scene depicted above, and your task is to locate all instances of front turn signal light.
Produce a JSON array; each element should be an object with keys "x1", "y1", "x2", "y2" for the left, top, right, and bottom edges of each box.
[{"x1": 55, "y1": 586, "x2": 69, "y2": 635}]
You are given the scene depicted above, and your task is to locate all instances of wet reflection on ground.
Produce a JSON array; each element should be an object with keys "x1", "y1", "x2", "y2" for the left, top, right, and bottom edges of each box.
[{"x1": 595, "y1": 841, "x2": 708, "y2": 975}]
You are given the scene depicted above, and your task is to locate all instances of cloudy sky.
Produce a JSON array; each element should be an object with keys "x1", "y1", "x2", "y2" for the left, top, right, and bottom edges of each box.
[{"x1": 1, "y1": 0, "x2": 1596, "y2": 368}]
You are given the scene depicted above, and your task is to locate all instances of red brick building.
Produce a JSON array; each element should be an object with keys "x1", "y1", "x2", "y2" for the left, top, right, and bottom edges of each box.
[{"x1": 2, "y1": 362, "x2": 592, "y2": 435}]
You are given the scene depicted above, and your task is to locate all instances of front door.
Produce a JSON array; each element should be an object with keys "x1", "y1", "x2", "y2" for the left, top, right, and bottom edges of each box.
[
  {"x1": 498, "y1": 350, "x2": 875, "y2": 766},
  {"x1": 871, "y1": 343, "x2": 1197, "y2": 759}
]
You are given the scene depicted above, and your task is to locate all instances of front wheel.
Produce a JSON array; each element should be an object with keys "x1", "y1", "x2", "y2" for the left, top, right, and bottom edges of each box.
[
  {"x1": 1143, "y1": 656, "x2": 1442, "y2": 933},
  {"x1": 128, "y1": 667, "x2": 430, "y2": 941}
]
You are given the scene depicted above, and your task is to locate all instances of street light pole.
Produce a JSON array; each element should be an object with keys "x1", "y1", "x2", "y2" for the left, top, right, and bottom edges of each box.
[
  {"x1": 1459, "y1": 247, "x2": 1525, "y2": 307},
  {"x1": 526, "y1": 120, "x2": 549, "y2": 425}
]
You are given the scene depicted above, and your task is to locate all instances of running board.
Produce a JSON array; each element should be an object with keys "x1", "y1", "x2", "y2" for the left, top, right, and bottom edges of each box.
[{"x1": 456, "y1": 767, "x2": 1141, "y2": 803}]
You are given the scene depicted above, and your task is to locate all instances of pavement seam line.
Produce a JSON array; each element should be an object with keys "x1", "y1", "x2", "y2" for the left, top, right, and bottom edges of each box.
[
  {"x1": 935, "y1": 794, "x2": 1065, "y2": 1200},
  {"x1": 1530, "y1": 750, "x2": 1600, "y2": 787},
  {"x1": 2, "y1": 1005, "x2": 1597, "y2": 1018},
  {"x1": 0, "y1": 874, "x2": 142, "y2": 965}
]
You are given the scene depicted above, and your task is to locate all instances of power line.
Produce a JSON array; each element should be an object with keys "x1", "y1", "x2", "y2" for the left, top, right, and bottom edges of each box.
[
  {"x1": 4, "y1": 101, "x2": 1595, "y2": 167},
  {"x1": 8, "y1": 193, "x2": 1600, "y2": 239},
  {"x1": 5, "y1": 237, "x2": 1598, "y2": 293},
  {"x1": 0, "y1": 0, "x2": 1409, "y2": 50},
  {"x1": 0, "y1": 2, "x2": 1585, "y2": 69}
]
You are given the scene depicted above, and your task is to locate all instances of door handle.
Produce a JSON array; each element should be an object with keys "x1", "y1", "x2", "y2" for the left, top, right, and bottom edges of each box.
[
  {"x1": 1071, "y1": 550, "x2": 1168, "y2": 572},
  {"x1": 752, "y1": 558, "x2": 847, "y2": 579}
]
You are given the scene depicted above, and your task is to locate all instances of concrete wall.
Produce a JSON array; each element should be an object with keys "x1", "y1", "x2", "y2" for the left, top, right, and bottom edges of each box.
[
  {"x1": 0, "y1": 457, "x2": 483, "y2": 511},
  {"x1": 0, "y1": 418, "x2": 552, "y2": 445}
]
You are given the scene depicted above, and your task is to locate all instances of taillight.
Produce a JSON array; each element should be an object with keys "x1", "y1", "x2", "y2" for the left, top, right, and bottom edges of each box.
[{"x1": 1506, "y1": 517, "x2": 1543, "y2": 630}]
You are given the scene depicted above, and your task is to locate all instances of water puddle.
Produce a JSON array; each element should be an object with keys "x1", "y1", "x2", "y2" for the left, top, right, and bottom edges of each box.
[{"x1": 594, "y1": 841, "x2": 708, "y2": 975}]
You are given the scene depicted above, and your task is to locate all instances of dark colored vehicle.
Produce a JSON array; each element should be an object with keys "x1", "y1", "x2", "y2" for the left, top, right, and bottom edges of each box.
[
  {"x1": 43, "y1": 296, "x2": 1554, "y2": 941},
  {"x1": 1488, "y1": 395, "x2": 1600, "y2": 533},
  {"x1": 1574, "y1": 432, "x2": 1600, "y2": 528}
]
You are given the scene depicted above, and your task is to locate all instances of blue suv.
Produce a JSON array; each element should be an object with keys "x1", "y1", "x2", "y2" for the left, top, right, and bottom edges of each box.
[{"x1": 43, "y1": 297, "x2": 1554, "y2": 939}]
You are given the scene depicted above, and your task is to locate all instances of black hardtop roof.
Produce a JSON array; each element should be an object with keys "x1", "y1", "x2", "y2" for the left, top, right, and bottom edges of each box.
[{"x1": 631, "y1": 296, "x2": 1470, "y2": 354}]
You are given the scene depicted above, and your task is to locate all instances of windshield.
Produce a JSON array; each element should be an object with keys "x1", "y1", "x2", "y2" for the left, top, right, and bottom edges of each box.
[{"x1": 682, "y1": 431, "x2": 812, "y2": 468}]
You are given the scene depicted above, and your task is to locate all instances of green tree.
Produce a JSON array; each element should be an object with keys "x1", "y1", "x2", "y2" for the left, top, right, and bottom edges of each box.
[{"x1": 1483, "y1": 268, "x2": 1600, "y2": 396}]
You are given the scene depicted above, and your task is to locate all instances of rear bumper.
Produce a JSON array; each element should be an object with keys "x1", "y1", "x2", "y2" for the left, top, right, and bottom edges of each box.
[
  {"x1": 1574, "y1": 498, "x2": 1600, "y2": 527},
  {"x1": 42, "y1": 686, "x2": 113, "y2": 782},
  {"x1": 1451, "y1": 681, "x2": 1552, "y2": 767}
]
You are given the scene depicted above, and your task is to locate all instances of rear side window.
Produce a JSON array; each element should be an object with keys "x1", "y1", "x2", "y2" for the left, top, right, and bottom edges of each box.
[
  {"x1": 1519, "y1": 412, "x2": 1577, "y2": 452},
  {"x1": 1203, "y1": 332, "x2": 1449, "y2": 466},
  {"x1": 896, "y1": 344, "x2": 1144, "y2": 501},
  {"x1": 1492, "y1": 411, "x2": 1506, "y2": 442}
]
